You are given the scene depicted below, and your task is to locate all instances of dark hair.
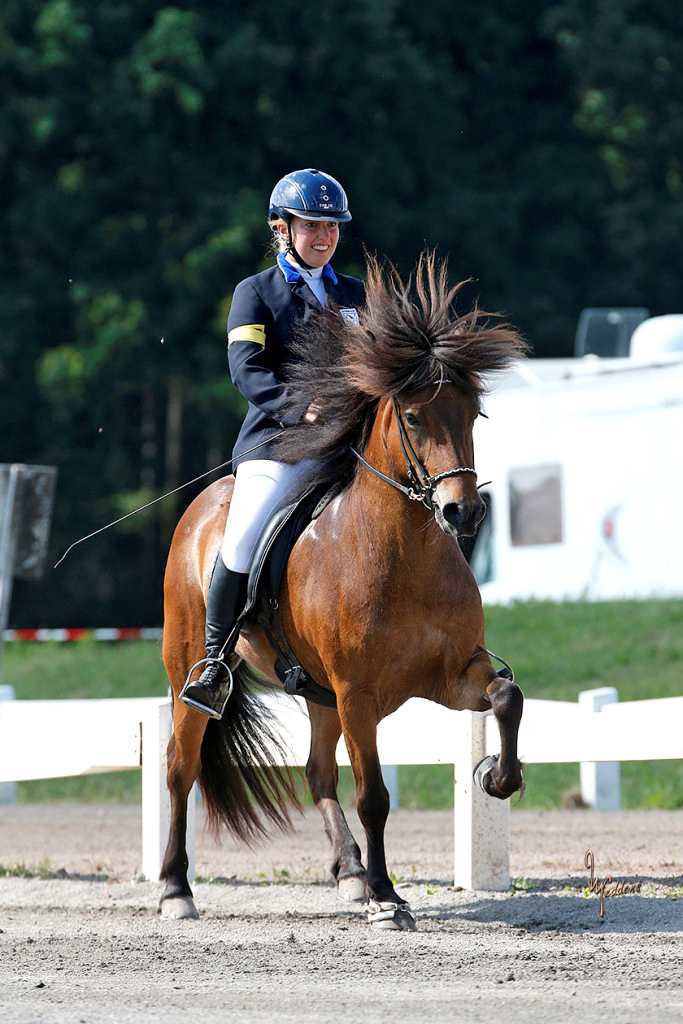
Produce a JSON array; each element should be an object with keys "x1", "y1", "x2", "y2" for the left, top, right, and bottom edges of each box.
[{"x1": 272, "y1": 249, "x2": 527, "y2": 497}]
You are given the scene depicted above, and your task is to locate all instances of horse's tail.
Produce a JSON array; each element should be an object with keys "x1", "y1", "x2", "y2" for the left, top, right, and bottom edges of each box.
[{"x1": 198, "y1": 661, "x2": 302, "y2": 845}]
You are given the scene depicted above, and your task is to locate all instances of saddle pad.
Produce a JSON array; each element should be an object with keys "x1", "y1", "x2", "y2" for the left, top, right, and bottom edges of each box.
[
  {"x1": 240, "y1": 486, "x2": 338, "y2": 708},
  {"x1": 245, "y1": 490, "x2": 321, "y2": 613}
]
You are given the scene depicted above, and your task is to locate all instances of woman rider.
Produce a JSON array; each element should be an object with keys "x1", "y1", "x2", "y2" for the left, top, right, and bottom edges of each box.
[{"x1": 180, "y1": 169, "x2": 365, "y2": 719}]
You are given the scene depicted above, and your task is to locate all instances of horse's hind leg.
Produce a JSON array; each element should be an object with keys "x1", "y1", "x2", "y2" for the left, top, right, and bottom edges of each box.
[
  {"x1": 159, "y1": 698, "x2": 207, "y2": 920},
  {"x1": 306, "y1": 703, "x2": 366, "y2": 901}
]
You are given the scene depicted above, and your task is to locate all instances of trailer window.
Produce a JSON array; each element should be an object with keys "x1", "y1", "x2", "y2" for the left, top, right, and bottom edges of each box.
[{"x1": 509, "y1": 464, "x2": 563, "y2": 546}]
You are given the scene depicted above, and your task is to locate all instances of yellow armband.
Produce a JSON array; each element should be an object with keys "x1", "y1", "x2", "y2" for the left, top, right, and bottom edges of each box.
[{"x1": 228, "y1": 324, "x2": 266, "y2": 347}]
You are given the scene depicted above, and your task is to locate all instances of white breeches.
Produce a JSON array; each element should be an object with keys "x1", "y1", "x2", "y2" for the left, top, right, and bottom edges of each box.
[{"x1": 220, "y1": 459, "x2": 315, "y2": 574}]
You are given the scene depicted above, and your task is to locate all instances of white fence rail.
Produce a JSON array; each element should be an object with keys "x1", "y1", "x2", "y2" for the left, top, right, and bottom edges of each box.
[{"x1": 0, "y1": 689, "x2": 681, "y2": 890}]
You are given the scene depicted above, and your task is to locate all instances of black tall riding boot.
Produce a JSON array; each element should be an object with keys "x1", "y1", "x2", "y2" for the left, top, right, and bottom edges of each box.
[{"x1": 179, "y1": 554, "x2": 249, "y2": 720}]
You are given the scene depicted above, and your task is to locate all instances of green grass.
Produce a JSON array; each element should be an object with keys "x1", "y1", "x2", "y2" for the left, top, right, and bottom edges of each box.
[
  {"x1": 2, "y1": 598, "x2": 683, "y2": 808},
  {"x1": 3, "y1": 637, "x2": 169, "y2": 701},
  {"x1": 0, "y1": 859, "x2": 55, "y2": 878},
  {"x1": 484, "y1": 598, "x2": 683, "y2": 704}
]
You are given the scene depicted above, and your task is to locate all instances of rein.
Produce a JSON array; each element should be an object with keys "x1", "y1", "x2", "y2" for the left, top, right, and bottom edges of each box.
[{"x1": 350, "y1": 396, "x2": 480, "y2": 510}]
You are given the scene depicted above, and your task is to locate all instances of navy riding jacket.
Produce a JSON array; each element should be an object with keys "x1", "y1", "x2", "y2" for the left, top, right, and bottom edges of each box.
[{"x1": 227, "y1": 256, "x2": 365, "y2": 467}]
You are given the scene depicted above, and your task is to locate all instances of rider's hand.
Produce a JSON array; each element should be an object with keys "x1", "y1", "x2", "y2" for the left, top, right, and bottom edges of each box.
[{"x1": 303, "y1": 399, "x2": 325, "y2": 424}]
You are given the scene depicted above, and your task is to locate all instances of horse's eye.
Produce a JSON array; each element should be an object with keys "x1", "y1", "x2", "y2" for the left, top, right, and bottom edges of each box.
[{"x1": 404, "y1": 412, "x2": 421, "y2": 429}]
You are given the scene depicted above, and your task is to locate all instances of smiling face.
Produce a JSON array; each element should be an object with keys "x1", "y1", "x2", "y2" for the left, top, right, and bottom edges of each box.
[{"x1": 278, "y1": 215, "x2": 340, "y2": 268}]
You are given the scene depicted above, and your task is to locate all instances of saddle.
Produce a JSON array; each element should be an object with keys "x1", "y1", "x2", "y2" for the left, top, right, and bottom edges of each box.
[{"x1": 237, "y1": 487, "x2": 339, "y2": 708}]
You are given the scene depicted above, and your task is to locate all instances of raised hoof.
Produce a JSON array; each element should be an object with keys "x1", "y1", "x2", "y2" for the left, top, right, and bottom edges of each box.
[
  {"x1": 473, "y1": 753, "x2": 499, "y2": 795},
  {"x1": 160, "y1": 896, "x2": 199, "y2": 920},
  {"x1": 337, "y1": 876, "x2": 367, "y2": 902},
  {"x1": 364, "y1": 900, "x2": 417, "y2": 931}
]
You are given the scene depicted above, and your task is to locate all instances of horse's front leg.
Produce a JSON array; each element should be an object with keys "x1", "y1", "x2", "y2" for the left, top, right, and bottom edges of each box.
[
  {"x1": 305, "y1": 702, "x2": 366, "y2": 902},
  {"x1": 159, "y1": 702, "x2": 207, "y2": 919},
  {"x1": 339, "y1": 703, "x2": 416, "y2": 931},
  {"x1": 475, "y1": 672, "x2": 525, "y2": 800}
]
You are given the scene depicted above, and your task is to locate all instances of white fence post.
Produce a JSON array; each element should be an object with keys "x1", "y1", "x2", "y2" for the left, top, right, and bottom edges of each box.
[
  {"x1": 141, "y1": 700, "x2": 196, "y2": 884},
  {"x1": 453, "y1": 711, "x2": 510, "y2": 890},
  {"x1": 381, "y1": 764, "x2": 399, "y2": 809},
  {"x1": 0, "y1": 684, "x2": 16, "y2": 803},
  {"x1": 579, "y1": 687, "x2": 620, "y2": 810}
]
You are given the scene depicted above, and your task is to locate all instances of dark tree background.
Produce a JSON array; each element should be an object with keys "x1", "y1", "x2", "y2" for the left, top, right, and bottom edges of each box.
[{"x1": 2, "y1": 0, "x2": 681, "y2": 626}]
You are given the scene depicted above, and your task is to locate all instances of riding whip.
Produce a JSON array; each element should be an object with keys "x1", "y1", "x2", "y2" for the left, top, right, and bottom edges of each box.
[{"x1": 53, "y1": 432, "x2": 284, "y2": 568}]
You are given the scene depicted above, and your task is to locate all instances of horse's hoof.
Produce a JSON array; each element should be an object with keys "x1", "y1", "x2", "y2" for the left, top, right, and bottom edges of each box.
[
  {"x1": 160, "y1": 896, "x2": 199, "y2": 920},
  {"x1": 337, "y1": 876, "x2": 367, "y2": 902},
  {"x1": 371, "y1": 909, "x2": 417, "y2": 931},
  {"x1": 364, "y1": 900, "x2": 417, "y2": 931},
  {"x1": 473, "y1": 753, "x2": 498, "y2": 794}
]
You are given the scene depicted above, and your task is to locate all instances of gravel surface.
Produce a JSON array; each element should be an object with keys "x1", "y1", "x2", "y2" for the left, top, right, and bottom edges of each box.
[{"x1": 1, "y1": 804, "x2": 682, "y2": 1023}]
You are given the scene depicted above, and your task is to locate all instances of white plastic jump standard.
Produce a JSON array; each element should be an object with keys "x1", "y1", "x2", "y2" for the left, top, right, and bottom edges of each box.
[{"x1": 579, "y1": 687, "x2": 620, "y2": 810}]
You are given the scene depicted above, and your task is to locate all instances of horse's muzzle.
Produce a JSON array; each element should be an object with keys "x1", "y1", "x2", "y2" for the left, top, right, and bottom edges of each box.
[{"x1": 435, "y1": 498, "x2": 486, "y2": 538}]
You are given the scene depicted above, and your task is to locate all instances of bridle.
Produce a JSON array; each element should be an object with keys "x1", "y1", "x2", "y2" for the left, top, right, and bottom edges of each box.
[{"x1": 350, "y1": 396, "x2": 484, "y2": 510}]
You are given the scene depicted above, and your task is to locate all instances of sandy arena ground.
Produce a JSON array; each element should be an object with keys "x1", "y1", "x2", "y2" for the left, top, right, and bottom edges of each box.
[{"x1": 1, "y1": 804, "x2": 682, "y2": 1023}]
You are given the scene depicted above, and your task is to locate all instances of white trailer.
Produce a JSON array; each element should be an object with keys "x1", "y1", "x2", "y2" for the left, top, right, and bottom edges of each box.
[{"x1": 468, "y1": 314, "x2": 683, "y2": 603}]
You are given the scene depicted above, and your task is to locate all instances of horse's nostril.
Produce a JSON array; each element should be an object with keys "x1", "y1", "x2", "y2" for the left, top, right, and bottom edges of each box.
[
  {"x1": 441, "y1": 500, "x2": 485, "y2": 531},
  {"x1": 442, "y1": 502, "x2": 462, "y2": 527}
]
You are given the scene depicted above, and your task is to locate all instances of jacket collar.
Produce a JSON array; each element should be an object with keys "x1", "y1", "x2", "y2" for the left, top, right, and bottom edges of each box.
[{"x1": 276, "y1": 253, "x2": 338, "y2": 287}]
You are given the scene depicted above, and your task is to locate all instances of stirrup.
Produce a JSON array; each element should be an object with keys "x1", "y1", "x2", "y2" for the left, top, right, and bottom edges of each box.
[{"x1": 179, "y1": 655, "x2": 234, "y2": 720}]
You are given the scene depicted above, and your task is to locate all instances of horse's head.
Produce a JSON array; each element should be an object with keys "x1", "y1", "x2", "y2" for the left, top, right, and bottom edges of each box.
[
  {"x1": 270, "y1": 250, "x2": 526, "y2": 520},
  {"x1": 387, "y1": 384, "x2": 486, "y2": 538}
]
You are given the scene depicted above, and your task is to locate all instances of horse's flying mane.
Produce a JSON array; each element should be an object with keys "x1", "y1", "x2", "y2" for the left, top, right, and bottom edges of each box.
[{"x1": 271, "y1": 249, "x2": 527, "y2": 495}]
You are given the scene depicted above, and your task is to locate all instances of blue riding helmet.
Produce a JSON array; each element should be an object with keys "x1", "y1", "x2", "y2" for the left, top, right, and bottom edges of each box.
[{"x1": 268, "y1": 168, "x2": 352, "y2": 223}]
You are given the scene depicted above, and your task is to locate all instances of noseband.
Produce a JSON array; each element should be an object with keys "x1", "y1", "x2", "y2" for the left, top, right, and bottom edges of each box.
[{"x1": 350, "y1": 397, "x2": 480, "y2": 510}]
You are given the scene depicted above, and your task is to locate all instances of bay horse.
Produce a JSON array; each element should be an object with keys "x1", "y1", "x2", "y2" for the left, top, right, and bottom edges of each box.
[{"x1": 160, "y1": 251, "x2": 527, "y2": 929}]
